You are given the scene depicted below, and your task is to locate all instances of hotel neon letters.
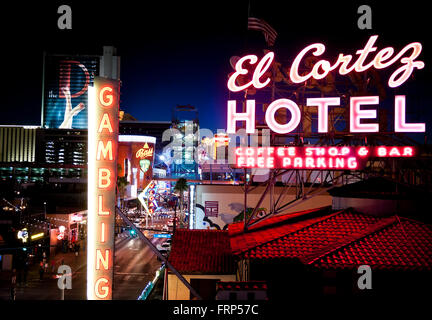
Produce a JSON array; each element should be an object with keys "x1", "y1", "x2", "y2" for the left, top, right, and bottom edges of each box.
[
  {"x1": 234, "y1": 146, "x2": 416, "y2": 169},
  {"x1": 87, "y1": 77, "x2": 119, "y2": 300},
  {"x1": 227, "y1": 96, "x2": 425, "y2": 134},
  {"x1": 226, "y1": 36, "x2": 425, "y2": 134}
]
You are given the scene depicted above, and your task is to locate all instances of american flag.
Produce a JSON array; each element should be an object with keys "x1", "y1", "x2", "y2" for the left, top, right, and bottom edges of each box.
[{"x1": 248, "y1": 17, "x2": 278, "y2": 47}]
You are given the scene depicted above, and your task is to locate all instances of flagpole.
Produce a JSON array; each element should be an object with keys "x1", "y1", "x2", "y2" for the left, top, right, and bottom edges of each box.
[{"x1": 244, "y1": 0, "x2": 251, "y2": 52}]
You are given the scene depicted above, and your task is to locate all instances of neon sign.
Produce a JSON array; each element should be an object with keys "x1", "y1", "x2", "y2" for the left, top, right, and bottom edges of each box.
[
  {"x1": 227, "y1": 96, "x2": 425, "y2": 134},
  {"x1": 228, "y1": 35, "x2": 424, "y2": 91},
  {"x1": 138, "y1": 180, "x2": 159, "y2": 216},
  {"x1": 136, "y1": 143, "x2": 154, "y2": 160},
  {"x1": 30, "y1": 233, "x2": 44, "y2": 241},
  {"x1": 87, "y1": 77, "x2": 119, "y2": 300},
  {"x1": 226, "y1": 36, "x2": 426, "y2": 135},
  {"x1": 57, "y1": 226, "x2": 66, "y2": 240},
  {"x1": 17, "y1": 228, "x2": 28, "y2": 243},
  {"x1": 235, "y1": 146, "x2": 416, "y2": 169}
]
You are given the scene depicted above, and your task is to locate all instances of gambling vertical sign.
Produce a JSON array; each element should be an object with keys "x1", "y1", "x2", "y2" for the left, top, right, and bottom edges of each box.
[{"x1": 87, "y1": 77, "x2": 119, "y2": 300}]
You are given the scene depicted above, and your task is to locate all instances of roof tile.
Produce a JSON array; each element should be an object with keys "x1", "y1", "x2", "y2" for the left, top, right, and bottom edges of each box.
[
  {"x1": 168, "y1": 229, "x2": 236, "y2": 274},
  {"x1": 229, "y1": 207, "x2": 432, "y2": 271}
]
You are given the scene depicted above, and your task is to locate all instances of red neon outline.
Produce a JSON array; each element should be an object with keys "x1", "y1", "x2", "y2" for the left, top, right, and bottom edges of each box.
[
  {"x1": 265, "y1": 99, "x2": 301, "y2": 134},
  {"x1": 101, "y1": 222, "x2": 106, "y2": 243},
  {"x1": 97, "y1": 113, "x2": 114, "y2": 134},
  {"x1": 350, "y1": 96, "x2": 379, "y2": 133},
  {"x1": 95, "y1": 249, "x2": 111, "y2": 270},
  {"x1": 99, "y1": 85, "x2": 115, "y2": 108},
  {"x1": 289, "y1": 35, "x2": 424, "y2": 88},
  {"x1": 98, "y1": 195, "x2": 110, "y2": 216},
  {"x1": 394, "y1": 95, "x2": 425, "y2": 132},
  {"x1": 96, "y1": 140, "x2": 114, "y2": 161},
  {"x1": 94, "y1": 277, "x2": 110, "y2": 299},
  {"x1": 227, "y1": 55, "x2": 257, "y2": 92},
  {"x1": 252, "y1": 51, "x2": 274, "y2": 89},
  {"x1": 98, "y1": 168, "x2": 112, "y2": 189},
  {"x1": 306, "y1": 97, "x2": 340, "y2": 133},
  {"x1": 227, "y1": 100, "x2": 255, "y2": 133}
]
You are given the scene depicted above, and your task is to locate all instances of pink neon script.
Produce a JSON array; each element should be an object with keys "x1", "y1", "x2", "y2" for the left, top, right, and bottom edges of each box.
[
  {"x1": 289, "y1": 35, "x2": 424, "y2": 88},
  {"x1": 227, "y1": 52, "x2": 274, "y2": 92}
]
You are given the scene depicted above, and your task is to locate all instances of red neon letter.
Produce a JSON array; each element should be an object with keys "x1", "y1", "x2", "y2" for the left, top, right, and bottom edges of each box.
[
  {"x1": 265, "y1": 99, "x2": 301, "y2": 134},
  {"x1": 96, "y1": 249, "x2": 110, "y2": 270},
  {"x1": 350, "y1": 96, "x2": 379, "y2": 132},
  {"x1": 98, "y1": 168, "x2": 111, "y2": 188},
  {"x1": 99, "y1": 86, "x2": 114, "y2": 107},
  {"x1": 101, "y1": 222, "x2": 106, "y2": 243},
  {"x1": 227, "y1": 100, "x2": 255, "y2": 133},
  {"x1": 403, "y1": 147, "x2": 413, "y2": 156},
  {"x1": 306, "y1": 97, "x2": 340, "y2": 133},
  {"x1": 98, "y1": 113, "x2": 114, "y2": 133},
  {"x1": 94, "y1": 278, "x2": 110, "y2": 299},
  {"x1": 96, "y1": 140, "x2": 113, "y2": 161},
  {"x1": 394, "y1": 95, "x2": 425, "y2": 132},
  {"x1": 98, "y1": 195, "x2": 110, "y2": 216}
]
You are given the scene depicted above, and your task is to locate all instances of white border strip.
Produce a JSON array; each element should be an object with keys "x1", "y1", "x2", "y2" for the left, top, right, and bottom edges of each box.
[{"x1": 118, "y1": 135, "x2": 156, "y2": 144}]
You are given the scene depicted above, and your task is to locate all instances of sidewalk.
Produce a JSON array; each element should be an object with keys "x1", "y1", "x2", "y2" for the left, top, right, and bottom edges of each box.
[
  {"x1": 50, "y1": 247, "x2": 87, "y2": 276},
  {"x1": 15, "y1": 247, "x2": 88, "y2": 300},
  {"x1": 18, "y1": 247, "x2": 87, "y2": 287}
]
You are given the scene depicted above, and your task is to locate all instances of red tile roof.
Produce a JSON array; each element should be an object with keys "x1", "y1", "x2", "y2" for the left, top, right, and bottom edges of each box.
[
  {"x1": 216, "y1": 281, "x2": 267, "y2": 291},
  {"x1": 228, "y1": 206, "x2": 335, "y2": 255},
  {"x1": 168, "y1": 229, "x2": 236, "y2": 274},
  {"x1": 228, "y1": 208, "x2": 432, "y2": 271},
  {"x1": 313, "y1": 217, "x2": 432, "y2": 271}
]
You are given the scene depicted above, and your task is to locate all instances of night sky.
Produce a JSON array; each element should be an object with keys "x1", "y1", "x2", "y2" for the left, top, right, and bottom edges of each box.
[{"x1": 1, "y1": 1, "x2": 431, "y2": 136}]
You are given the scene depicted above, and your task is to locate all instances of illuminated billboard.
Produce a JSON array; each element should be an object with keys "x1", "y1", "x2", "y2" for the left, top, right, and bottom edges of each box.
[
  {"x1": 87, "y1": 77, "x2": 119, "y2": 300},
  {"x1": 42, "y1": 55, "x2": 99, "y2": 129}
]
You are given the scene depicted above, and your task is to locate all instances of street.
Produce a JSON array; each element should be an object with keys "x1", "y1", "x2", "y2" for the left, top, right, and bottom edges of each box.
[{"x1": 13, "y1": 230, "x2": 166, "y2": 300}]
